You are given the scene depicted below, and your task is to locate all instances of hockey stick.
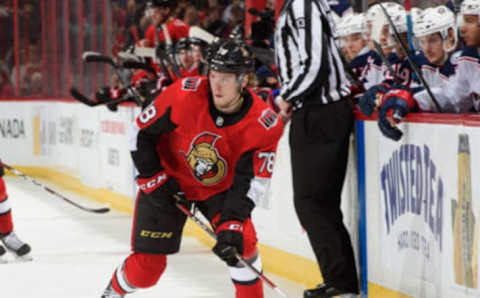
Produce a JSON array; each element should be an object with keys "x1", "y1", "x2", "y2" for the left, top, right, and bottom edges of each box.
[
  {"x1": 376, "y1": 1, "x2": 443, "y2": 112},
  {"x1": 133, "y1": 46, "x2": 180, "y2": 81},
  {"x1": 173, "y1": 194, "x2": 288, "y2": 298},
  {"x1": 83, "y1": 52, "x2": 144, "y2": 106},
  {"x1": 372, "y1": 41, "x2": 403, "y2": 85},
  {"x1": 404, "y1": 0, "x2": 415, "y2": 51},
  {"x1": 1, "y1": 163, "x2": 110, "y2": 214},
  {"x1": 122, "y1": 60, "x2": 158, "y2": 77},
  {"x1": 70, "y1": 87, "x2": 135, "y2": 108}
]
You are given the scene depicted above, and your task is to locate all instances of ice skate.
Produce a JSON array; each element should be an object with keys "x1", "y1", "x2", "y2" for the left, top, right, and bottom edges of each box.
[
  {"x1": 101, "y1": 282, "x2": 125, "y2": 298},
  {"x1": 0, "y1": 245, "x2": 6, "y2": 263},
  {"x1": 1, "y1": 231, "x2": 32, "y2": 261}
]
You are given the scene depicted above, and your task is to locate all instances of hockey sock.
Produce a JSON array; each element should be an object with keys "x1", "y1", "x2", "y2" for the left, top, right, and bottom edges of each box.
[
  {"x1": 229, "y1": 254, "x2": 264, "y2": 298},
  {"x1": 234, "y1": 278, "x2": 263, "y2": 298},
  {"x1": 0, "y1": 178, "x2": 13, "y2": 235},
  {"x1": 111, "y1": 253, "x2": 167, "y2": 294}
]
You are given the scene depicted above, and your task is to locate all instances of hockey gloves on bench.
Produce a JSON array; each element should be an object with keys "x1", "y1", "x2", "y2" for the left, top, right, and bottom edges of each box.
[
  {"x1": 212, "y1": 220, "x2": 244, "y2": 266},
  {"x1": 377, "y1": 87, "x2": 417, "y2": 141},
  {"x1": 358, "y1": 84, "x2": 389, "y2": 116},
  {"x1": 136, "y1": 171, "x2": 186, "y2": 212}
]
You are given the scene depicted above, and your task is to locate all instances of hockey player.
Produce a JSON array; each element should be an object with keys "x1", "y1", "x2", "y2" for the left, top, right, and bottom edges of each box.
[
  {"x1": 140, "y1": 0, "x2": 190, "y2": 48},
  {"x1": 0, "y1": 161, "x2": 31, "y2": 260},
  {"x1": 369, "y1": 0, "x2": 480, "y2": 141},
  {"x1": 100, "y1": 39, "x2": 284, "y2": 298},
  {"x1": 413, "y1": 5, "x2": 460, "y2": 88}
]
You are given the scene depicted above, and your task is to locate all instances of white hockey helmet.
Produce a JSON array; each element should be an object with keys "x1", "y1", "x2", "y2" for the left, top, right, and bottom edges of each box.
[
  {"x1": 461, "y1": 0, "x2": 480, "y2": 17},
  {"x1": 414, "y1": 6, "x2": 457, "y2": 52},
  {"x1": 365, "y1": 2, "x2": 404, "y2": 25},
  {"x1": 366, "y1": 2, "x2": 404, "y2": 46},
  {"x1": 388, "y1": 7, "x2": 407, "y2": 34},
  {"x1": 339, "y1": 13, "x2": 366, "y2": 37},
  {"x1": 414, "y1": 6, "x2": 456, "y2": 38}
]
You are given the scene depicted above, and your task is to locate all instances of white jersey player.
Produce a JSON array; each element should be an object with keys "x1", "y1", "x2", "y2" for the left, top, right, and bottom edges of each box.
[
  {"x1": 413, "y1": 5, "x2": 460, "y2": 89},
  {"x1": 372, "y1": 0, "x2": 480, "y2": 140},
  {"x1": 413, "y1": 0, "x2": 480, "y2": 112}
]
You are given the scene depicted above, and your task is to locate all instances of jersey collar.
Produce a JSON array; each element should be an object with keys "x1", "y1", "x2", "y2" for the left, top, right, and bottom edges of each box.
[{"x1": 208, "y1": 90, "x2": 253, "y2": 128}]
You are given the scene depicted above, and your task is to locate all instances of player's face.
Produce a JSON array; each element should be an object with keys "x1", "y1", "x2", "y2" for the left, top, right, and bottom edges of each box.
[
  {"x1": 345, "y1": 33, "x2": 366, "y2": 60},
  {"x1": 151, "y1": 7, "x2": 169, "y2": 26},
  {"x1": 461, "y1": 15, "x2": 480, "y2": 47},
  {"x1": 191, "y1": 45, "x2": 203, "y2": 64},
  {"x1": 393, "y1": 33, "x2": 409, "y2": 60},
  {"x1": 209, "y1": 70, "x2": 246, "y2": 113},
  {"x1": 419, "y1": 33, "x2": 445, "y2": 66},
  {"x1": 177, "y1": 49, "x2": 193, "y2": 69}
]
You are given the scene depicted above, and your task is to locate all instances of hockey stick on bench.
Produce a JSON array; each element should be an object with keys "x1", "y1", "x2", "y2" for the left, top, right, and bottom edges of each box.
[
  {"x1": 70, "y1": 87, "x2": 135, "y2": 108},
  {"x1": 173, "y1": 194, "x2": 288, "y2": 298},
  {"x1": 1, "y1": 163, "x2": 110, "y2": 214}
]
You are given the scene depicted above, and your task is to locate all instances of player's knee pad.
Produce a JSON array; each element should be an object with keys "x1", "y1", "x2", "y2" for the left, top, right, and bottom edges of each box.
[
  {"x1": 113, "y1": 253, "x2": 167, "y2": 293},
  {"x1": 229, "y1": 253, "x2": 263, "y2": 298}
]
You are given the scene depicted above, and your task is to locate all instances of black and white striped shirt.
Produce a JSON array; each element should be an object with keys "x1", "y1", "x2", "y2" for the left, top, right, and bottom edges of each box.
[{"x1": 274, "y1": 0, "x2": 350, "y2": 109}]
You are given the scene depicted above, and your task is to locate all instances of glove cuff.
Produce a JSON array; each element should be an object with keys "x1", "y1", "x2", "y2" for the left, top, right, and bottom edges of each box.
[
  {"x1": 215, "y1": 220, "x2": 244, "y2": 234},
  {"x1": 382, "y1": 89, "x2": 417, "y2": 110},
  {"x1": 136, "y1": 171, "x2": 169, "y2": 194}
]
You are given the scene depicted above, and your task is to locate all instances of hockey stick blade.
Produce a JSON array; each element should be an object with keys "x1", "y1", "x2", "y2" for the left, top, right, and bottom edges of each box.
[
  {"x1": 1, "y1": 163, "x2": 110, "y2": 214},
  {"x1": 173, "y1": 195, "x2": 289, "y2": 298},
  {"x1": 70, "y1": 87, "x2": 98, "y2": 106},
  {"x1": 83, "y1": 51, "x2": 115, "y2": 66}
]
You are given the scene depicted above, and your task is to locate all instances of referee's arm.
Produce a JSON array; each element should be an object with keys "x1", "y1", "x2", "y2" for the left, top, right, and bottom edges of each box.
[{"x1": 276, "y1": 0, "x2": 324, "y2": 103}]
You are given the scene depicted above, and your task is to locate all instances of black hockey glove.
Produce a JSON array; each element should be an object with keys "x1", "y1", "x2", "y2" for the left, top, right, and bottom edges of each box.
[
  {"x1": 136, "y1": 172, "x2": 185, "y2": 212},
  {"x1": 0, "y1": 160, "x2": 4, "y2": 176},
  {"x1": 212, "y1": 221, "x2": 244, "y2": 266},
  {"x1": 358, "y1": 84, "x2": 389, "y2": 116}
]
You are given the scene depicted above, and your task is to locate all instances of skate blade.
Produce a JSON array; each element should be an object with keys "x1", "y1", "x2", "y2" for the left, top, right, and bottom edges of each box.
[
  {"x1": 13, "y1": 254, "x2": 33, "y2": 262},
  {"x1": 0, "y1": 253, "x2": 33, "y2": 263}
]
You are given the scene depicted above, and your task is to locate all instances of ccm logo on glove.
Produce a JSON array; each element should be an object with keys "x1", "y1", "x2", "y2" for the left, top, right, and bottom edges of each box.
[
  {"x1": 218, "y1": 222, "x2": 244, "y2": 233},
  {"x1": 137, "y1": 172, "x2": 168, "y2": 194}
]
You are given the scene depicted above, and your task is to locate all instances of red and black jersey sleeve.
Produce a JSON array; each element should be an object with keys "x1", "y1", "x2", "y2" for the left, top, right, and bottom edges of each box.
[
  {"x1": 219, "y1": 102, "x2": 284, "y2": 224},
  {"x1": 130, "y1": 82, "x2": 181, "y2": 178}
]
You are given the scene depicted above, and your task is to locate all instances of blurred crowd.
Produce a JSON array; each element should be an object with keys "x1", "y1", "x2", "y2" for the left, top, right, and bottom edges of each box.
[{"x1": 2, "y1": 0, "x2": 480, "y2": 134}]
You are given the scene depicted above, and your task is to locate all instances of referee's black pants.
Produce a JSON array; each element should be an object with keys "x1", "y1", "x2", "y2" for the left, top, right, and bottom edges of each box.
[{"x1": 289, "y1": 98, "x2": 359, "y2": 293}]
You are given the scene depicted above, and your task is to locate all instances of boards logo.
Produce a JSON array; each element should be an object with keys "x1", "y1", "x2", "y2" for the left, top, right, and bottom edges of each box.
[
  {"x1": 0, "y1": 119, "x2": 26, "y2": 139},
  {"x1": 381, "y1": 144, "x2": 443, "y2": 251},
  {"x1": 79, "y1": 129, "x2": 95, "y2": 148}
]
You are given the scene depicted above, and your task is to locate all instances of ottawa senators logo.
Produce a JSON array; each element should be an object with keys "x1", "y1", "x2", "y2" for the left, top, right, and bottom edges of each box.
[{"x1": 186, "y1": 132, "x2": 227, "y2": 185}]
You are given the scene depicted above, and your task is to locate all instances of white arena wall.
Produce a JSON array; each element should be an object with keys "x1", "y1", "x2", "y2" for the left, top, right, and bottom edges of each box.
[{"x1": 2, "y1": 100, "x2": 480, "y2": 297}]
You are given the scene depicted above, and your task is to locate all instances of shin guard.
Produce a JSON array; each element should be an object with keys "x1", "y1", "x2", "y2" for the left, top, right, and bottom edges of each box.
[
  {"x1": 0, "y1": 178, "x2": 13, "y2": 235},
  {"x1": 110, "y1": 253, "x2": 167, "y2": 295}
]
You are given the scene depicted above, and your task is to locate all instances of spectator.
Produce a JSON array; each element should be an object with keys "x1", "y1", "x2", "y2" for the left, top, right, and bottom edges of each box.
[
  {"x1": 0, "y1": 68, "x2": 13, "y2": 98},
  {"x1": 140, "y1": 0, "x2": 190, "y2": 48}
]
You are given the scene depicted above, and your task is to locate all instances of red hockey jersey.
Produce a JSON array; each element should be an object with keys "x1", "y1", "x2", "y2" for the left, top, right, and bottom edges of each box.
[
  {"x1": 144, "y1": 19, "x2": 190, "y2": 47},
  {"x1": 132, "y1": 77, "x2": 283, "y2": 220}
]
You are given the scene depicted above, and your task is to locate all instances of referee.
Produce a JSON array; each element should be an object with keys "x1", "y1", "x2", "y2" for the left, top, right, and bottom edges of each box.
[{"x1": 274, "y1": 0, "x2": 359, "y2": 297}]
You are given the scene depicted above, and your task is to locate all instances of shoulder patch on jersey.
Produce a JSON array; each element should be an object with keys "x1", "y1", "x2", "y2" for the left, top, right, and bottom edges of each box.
[
  {"x1": 258, "y1": 109, "x2": 279, "y2": 130},
  {"x1": 296, "y1": 17, "x2": 306, "y2": 29},
  {"x1": 450, "y1": 50, "x2": 462, "y2": 65},
  {"x1": 182, "y1": 77, "x2": 201, "y2": 91}
]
